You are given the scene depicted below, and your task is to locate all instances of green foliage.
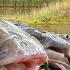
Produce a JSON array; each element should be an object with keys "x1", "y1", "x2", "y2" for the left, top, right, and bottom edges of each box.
[
  {"x1": 0, "y1": 0, "x2": 69, "y2": 33},
  {"x1": 0, "y1": 0, "x2": 63, "y2": 6}
]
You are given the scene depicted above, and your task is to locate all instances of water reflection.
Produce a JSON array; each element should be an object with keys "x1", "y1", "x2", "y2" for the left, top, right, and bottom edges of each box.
[{"x1": 0, "y1": 6, "x2": 41, "y2": 15}]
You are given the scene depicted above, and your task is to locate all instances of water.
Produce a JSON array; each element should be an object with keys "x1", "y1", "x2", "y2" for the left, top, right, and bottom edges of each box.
[{"x1": 0, "y1": 6, "x2": 42, "y2": 15}]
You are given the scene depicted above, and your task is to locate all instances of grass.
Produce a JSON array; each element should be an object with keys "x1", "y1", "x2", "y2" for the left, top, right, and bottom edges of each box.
[
  {"x1": 0, "y1": 0, "x2": 62, "y2": 5},
  {"x1": 0, "y1": 0, "x2": 70, "y2": 34}
]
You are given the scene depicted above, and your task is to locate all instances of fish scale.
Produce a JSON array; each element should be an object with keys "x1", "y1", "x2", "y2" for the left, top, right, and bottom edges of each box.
[{"x1": 0, "y1": 20, "x2": 48, "y2": 70}]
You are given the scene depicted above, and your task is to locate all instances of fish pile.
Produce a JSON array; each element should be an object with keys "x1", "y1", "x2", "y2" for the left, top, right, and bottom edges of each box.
[
  {"x1": 0, "y1": 20, "x2": 70, "y2": 70},
  {"x1": 0, "y1": 20, "x2": 48, "y2": 70},
  {"x1": 12, "y1": 20, "x2": 70, "y2": 70}
]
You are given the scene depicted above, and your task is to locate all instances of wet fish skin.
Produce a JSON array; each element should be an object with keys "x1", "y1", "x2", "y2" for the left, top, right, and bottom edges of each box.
[
  {"x1": 13, "y1": 21, "x2": 70, "y2": 58},
  {"x1": 0, "y1": 20, "x2": 48, "y2": 70}
]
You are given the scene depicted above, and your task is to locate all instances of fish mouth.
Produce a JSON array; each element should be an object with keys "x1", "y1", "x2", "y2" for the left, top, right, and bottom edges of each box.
[
  {"x1": 0, "y1": 54, "x2": 48, "y2": 70},
  {"x1": 0, "y1": 53, "x2": 48, "y2": 65}
]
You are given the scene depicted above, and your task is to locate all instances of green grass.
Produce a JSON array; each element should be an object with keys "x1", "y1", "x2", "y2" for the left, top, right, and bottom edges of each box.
[
  {"x1": 0, "y1": 0, "x2": 70, "y2": 34},
  {"x1": 0, "y1": 0, "x2": 62, "y2": 5}
]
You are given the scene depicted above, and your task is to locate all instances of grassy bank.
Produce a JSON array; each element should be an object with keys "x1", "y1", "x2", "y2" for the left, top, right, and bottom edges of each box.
[{"x1": 0, "y1": 0, "x2": 70, "y2": 34}]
